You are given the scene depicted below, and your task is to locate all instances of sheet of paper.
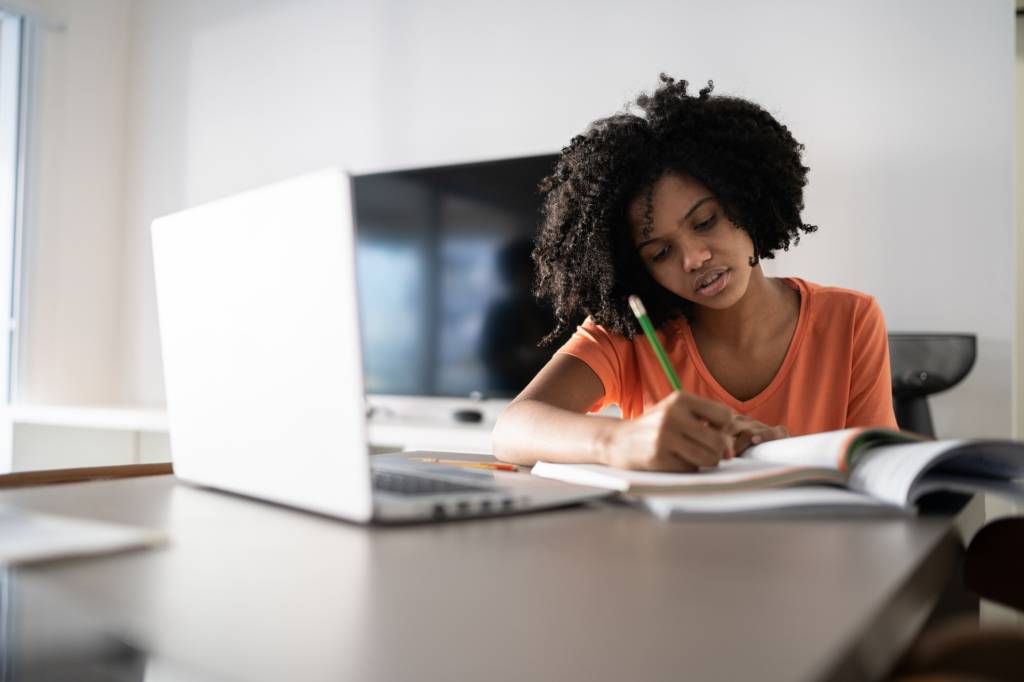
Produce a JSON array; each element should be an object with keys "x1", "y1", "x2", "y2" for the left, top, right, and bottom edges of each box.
[
  {"x1": 531, "y1": 457, "x2": 843, "y2": 492},
  {"x1": 0, "y1": 504, "x2": 165, "y2": 565},
  {"x1": 641, "y1": 487, "x2": 902, "y2": 519}
]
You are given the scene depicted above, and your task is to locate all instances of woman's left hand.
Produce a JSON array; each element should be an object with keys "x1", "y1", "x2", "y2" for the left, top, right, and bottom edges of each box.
[{"x1": 728, "y1": 415, "x2": 789, "y2": 456}]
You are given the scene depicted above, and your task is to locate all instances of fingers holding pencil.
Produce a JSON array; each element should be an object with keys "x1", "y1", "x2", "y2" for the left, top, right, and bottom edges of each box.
[
  {"x1": 601, "y1": 391, "x2": 735, "y2": 471},
  {"x1": 665, "y1": 392, "x2": 736, "y2": 462}
]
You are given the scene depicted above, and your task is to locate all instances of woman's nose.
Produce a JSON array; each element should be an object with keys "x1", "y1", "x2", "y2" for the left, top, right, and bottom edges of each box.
[{"x1": 682, "y1": 241, "x2": 712, "y2": 272}]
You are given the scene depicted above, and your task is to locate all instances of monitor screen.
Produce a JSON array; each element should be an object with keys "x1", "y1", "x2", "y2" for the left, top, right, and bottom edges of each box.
[{"x1": 353, "y1": 154, "x2": 569, "y2": 399}]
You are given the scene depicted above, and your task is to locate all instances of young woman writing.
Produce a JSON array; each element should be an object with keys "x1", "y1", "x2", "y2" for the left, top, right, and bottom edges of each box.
[{"x1": 492, "y1": 75, "x2": 898, "y2": 472}]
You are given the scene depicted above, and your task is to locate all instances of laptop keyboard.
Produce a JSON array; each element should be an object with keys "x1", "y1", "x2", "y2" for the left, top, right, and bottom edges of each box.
[{"x1": 372, "y1": 469, "x2": 490, "y2": 496}]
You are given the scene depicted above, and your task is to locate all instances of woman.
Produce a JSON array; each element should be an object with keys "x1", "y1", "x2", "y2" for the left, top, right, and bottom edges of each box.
[{"x1": 492, "y1": 75, "x2": 898, "y2": 472}]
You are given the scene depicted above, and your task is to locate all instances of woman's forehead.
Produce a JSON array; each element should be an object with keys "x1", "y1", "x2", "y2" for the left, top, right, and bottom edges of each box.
[{"x1": 627, "y1": 172, "x2": 714, "y2": 239}]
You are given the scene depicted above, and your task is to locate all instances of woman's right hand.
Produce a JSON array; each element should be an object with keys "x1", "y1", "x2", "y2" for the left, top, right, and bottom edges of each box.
[{"x1": 598, "y1": 392, "x2": 735, "y2": 472}]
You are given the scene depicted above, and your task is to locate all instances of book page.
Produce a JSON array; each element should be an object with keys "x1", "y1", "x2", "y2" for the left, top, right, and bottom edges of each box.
[
  {"x1": 641, "y1": 487, "x2": 904, "y2": 519},
  {"x1": 846, "y1": 441, "x2": 968, "y2": 507},
  {"x1": 909, "y1": 475, "x2": 1024, "y2": 504},
  {"x1": 746, "y1": 428, "x2": 917, "y2": 472},
  {"x1": 744, "y1": 429, "x2": 862, "y2": 470},
  {"x1": 926, "y1": 441, "x2": 1024, "y2": 479},
  {"x1": 849, "y1": 440, "x2": 1024, "y2": 507},
  {"x1": 531, "y1": 457, "x2": 845, "y2": 493}
]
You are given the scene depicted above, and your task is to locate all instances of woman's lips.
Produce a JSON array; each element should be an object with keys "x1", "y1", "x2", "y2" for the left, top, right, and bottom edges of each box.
[{"x1": 695, "y1": 269, "x2": 729, "y2": 297}]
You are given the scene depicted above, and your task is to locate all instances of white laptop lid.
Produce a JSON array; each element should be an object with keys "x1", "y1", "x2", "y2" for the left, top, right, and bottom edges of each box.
[{"x1": 151, "y1": 169, "x2": 374, "y2": 522}]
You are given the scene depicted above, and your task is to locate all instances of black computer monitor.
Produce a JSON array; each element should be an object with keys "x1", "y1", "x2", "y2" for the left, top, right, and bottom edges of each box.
[{"x1": 353, "y1": 153, "x2": 566, "y2": 399}]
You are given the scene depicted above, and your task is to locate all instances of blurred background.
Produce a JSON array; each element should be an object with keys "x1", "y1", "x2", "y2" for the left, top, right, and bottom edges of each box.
[{"x1": 0, "y1": 0, "x2": 1019, "y2": 519}]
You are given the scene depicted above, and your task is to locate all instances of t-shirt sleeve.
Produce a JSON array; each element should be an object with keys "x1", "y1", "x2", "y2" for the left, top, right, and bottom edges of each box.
[
  {"x1": 555, "y1": 318, "x2": 628, "y2": 413},
  {"x1": 846, "y1": 298, "x2": 899, "y2": 429}
]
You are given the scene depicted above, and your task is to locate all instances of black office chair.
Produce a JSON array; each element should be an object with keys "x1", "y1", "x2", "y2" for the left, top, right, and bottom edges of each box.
[
  {"x1": 888, "y1": 333, "x2": 977, "y2": 438},
  {"x1": 888, "y1": 333, "x2": 977, "y2": 516}
]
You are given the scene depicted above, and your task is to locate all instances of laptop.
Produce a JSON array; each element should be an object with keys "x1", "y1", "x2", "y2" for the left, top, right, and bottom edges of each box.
[{"x1": 150, "y1": 169, "x2": 609, "y2": 522}]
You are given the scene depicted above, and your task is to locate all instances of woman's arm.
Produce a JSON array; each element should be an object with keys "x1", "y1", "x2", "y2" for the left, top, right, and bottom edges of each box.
[
  {"x1": 492, "y1": 354, "x2": 735, "y2": 470},
  {"x1": 492, "y1": 354, "x2": 615, "y2": 466}
]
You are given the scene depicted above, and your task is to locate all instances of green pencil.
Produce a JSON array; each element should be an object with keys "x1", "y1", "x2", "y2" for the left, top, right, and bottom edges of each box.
[{"x1": 628, "y1": 295, "x2": 681, "y2": 391}]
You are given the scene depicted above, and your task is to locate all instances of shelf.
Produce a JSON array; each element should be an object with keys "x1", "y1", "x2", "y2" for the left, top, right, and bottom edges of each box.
[
  {"x1": 7, "y1": 404, "x2": 170, "y2": 432},
  {"x1": 3, "y1": 404, "x2": 495, "y2": 453}
]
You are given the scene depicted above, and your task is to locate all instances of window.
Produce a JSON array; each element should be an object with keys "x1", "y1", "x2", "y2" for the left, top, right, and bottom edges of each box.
[{"x1": 0, "y1": 10, "x2": 24, "y2": 404}]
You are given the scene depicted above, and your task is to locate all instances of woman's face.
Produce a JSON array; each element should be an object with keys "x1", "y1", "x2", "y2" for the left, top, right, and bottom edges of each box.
[{"x1": 627, "y1": 172, "x2": 755, "y2": 310}]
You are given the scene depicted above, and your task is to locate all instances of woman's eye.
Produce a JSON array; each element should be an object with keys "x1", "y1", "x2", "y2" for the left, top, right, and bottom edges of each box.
[
  {"x1": 651, "y1": 245, "x2": 670, "y2": 263},
  {"x1": 695, "y1": 214, "x2": 717, "y2": 231}
]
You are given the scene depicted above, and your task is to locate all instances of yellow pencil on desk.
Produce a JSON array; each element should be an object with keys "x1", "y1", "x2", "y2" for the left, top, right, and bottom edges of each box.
[{"x1": 411, "y1": 457, "x2": 520, "y2": 472}]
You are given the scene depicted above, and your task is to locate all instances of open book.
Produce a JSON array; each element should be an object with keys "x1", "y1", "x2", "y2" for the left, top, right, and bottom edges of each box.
[{"x1": 530, "y1": 427, "x2": 1024, "y2": 514}]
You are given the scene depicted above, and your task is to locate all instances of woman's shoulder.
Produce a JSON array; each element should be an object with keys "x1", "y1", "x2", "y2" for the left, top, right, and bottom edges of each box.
[
  {"x1": 578, "y1": 314, "x2": 688, "y2": 340},
  {"x1": 785, "y1": 277, "x2": 881, "y2": 318},
  {"x1": 571, "y1": 316, "x2": 639, "y2": 350}
]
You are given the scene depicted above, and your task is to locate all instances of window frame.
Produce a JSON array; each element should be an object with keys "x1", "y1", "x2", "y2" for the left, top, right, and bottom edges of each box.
[{"x1": 0, "y1": 10, "x2": 26, "y2": 406}]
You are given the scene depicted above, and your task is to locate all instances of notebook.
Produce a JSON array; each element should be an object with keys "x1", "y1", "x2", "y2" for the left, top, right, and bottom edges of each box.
[{"x1": 530, "y1": 427, "x2": 1024, "y2": 513}]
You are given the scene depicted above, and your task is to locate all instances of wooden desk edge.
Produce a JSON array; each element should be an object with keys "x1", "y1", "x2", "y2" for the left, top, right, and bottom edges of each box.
[
  {"x1": 818, "y1": 523, "x2": 962, "y2": 682},
  {"x1": 0, "y1": 462, "x2": 173, "y2": 489}
]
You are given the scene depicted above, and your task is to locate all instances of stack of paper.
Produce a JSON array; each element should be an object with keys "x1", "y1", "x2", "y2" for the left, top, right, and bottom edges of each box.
[{"x1": 640, "y1": 488, "x2": 905, "y2": 519}]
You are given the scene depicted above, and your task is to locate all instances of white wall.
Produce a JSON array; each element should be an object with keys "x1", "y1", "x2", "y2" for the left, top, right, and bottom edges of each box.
[
  {"x1": 764, "y1": 5, "x2": 1015, "y2": 441},
  {"x1": 1017, "y1": 8, "x2": 1024, "y2": 442},
  {"x1": 114, "y1": 0, "x2": 1014, "y2": 439},
  {"x1": 13, "y1": 0, "x2": 131, "y2": 405}
]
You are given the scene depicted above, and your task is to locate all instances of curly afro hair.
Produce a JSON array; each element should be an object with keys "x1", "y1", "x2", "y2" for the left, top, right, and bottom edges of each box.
[{"x1": 534, "y1": 74, "x2": 817, "y2": 342}]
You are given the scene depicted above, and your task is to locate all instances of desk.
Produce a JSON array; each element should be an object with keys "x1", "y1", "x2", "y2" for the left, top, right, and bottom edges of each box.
[{"x1": 2, "y1": 476, "x2": 958, "y2": 682}]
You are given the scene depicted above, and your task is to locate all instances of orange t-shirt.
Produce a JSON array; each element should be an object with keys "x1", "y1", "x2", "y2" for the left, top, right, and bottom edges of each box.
[{"x1": 556, "y1": 277, "x2": 898, "y2": 436}]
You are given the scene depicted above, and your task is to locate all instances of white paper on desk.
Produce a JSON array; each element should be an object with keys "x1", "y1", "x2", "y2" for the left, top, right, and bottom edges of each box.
[
  {"x1": 532, "y1": 454, "x2": 827, "y2": 491},
  {"x1": 640, "y1": 487, "x2": 906, "y2": 520},
  {"x1": 0, "y1": 504, "x2": 165, "y2": 565}
]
